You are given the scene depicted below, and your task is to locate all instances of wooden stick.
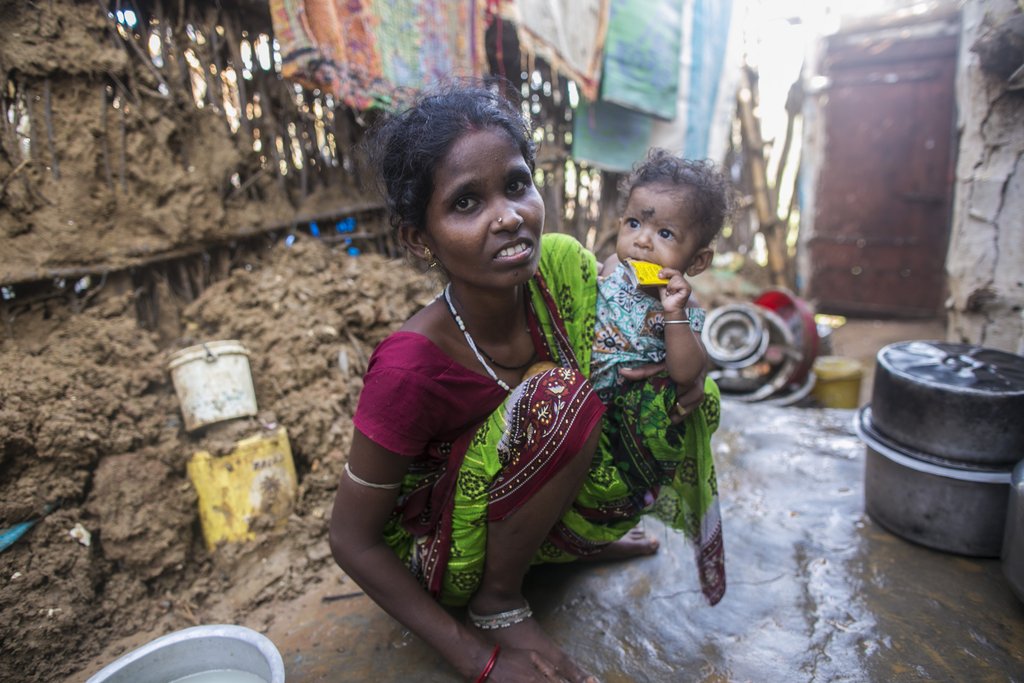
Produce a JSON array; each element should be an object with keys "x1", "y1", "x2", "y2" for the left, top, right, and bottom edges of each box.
[
  {"x1": 221, "y1": 15, "x2": 252, "y2": 141},
  {"x1": 98, "y1": 87, "x2": 113, "y2": 192},
  {"x1": 0, "y1": 75, "x2": 13, "y2": 158},
  {"x1": 299, "y1": 125, "x2": 310, "y2": 201},
  {"x1": 153, "y1": 2, "x2": 188, "y2": 95},
  {"x1": 737, "y1": 67, "x2": 787, "y2": 287},
  {"x1": 197, "y1": 12, "x2": 220, "y2": 110},
  {"x1": 118, "y1": 86, "x2": 127, "y2": 191},
  {"x1": 737, "y1": 70, "x2": 775, "y2": 224},
  {"x1": 769, "y1": 77, "x2": 804, "y2": 228},
  {"x1": 23, "y1": 83, "x2": 36, "y2": 164},
  {"x1": 18, "y1": 84, "x2": 54, "y2": 206},
  {"x1": 42, "y1": 79, "x2": 60, "y2": 180},
  {"x1": 207, "y1": 7, "x2": 233, "y2": 121},
  {"x1": 225, "y1": 166, "x2": 268, "y2": 199},
  {"x1": 103, "y1": 0, "x2": 171, "y2": 97},
  {"x1": 770, "y1": 94, "x2": 797, "y2": 218},
  {"x1": 256, "y1": 78, "x2": 291, "y2": 202},
  {"x1": 783, "y1": 168, "x2": 800, "y2": 227},
  {"x1": 0, "y1": 158, "x2": 31, "y2": 195},
  {"x1": 171, "y1": 262, "x2": 190, "y2": 301}
]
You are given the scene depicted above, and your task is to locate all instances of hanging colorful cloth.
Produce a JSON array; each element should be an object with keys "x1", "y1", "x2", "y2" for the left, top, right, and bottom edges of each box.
[
  {"x1": 499, "y1": 0, "x2": 610, "y2": 101},
  {"x1": 269, "y1": 0, "x2": 490, "y2": 110}
]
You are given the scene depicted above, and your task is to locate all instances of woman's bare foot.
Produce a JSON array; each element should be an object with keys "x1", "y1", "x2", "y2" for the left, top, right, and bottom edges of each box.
[
  {"x1": 469, "y1": 613, "x2": 599, "y2": 683},
  {"x1": 583, "y1": 526, "x2": 660, "y2": 561}
]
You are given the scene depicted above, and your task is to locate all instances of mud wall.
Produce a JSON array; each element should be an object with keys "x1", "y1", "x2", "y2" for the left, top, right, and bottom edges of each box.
[
  {"x1": 0, "y1": 0, "x2": 375, "y2": 285},
  {"x1": 0, "y1": 234, "x2": 441, "y2": 682},
  {"x1": 946, "y1": 0, "x2": 1024, "y2": 354}
]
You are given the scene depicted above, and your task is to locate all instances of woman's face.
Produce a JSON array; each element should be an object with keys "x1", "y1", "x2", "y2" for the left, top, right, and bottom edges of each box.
[{"x1": 419, "y1": 127, "x2": 544, "y2": 292}]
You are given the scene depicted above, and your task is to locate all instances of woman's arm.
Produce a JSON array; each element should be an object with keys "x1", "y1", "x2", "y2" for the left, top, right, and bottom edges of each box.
[
  {"x1": 618, "y1": 362, "x2": 708, "y2": 423},
  {"x1": 329, "y1": 430, "x2": 492, "y2": 678},
  {"x1": 329, "y1": 430, "x2": 557, "y2": 681}
]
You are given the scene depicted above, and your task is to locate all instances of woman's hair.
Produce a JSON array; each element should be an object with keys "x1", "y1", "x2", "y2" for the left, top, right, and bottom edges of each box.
[
  {"x1": 618, "y1": 148, "x2": 735, "y2": 248},
  {"x1": 366, "y1": 81, "x2": 536, "y2": 234}
]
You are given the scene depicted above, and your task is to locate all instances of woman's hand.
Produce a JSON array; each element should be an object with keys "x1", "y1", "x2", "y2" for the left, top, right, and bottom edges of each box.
[
  {"x1": 489, "y1": 647, "x2": 564, "y2": 682},
  {"x1": 669, "y1": 370, "x2": 707, "y2": 423},
  {"x1": 617, "y1": 363, "x2": 707, "y2": 424}
]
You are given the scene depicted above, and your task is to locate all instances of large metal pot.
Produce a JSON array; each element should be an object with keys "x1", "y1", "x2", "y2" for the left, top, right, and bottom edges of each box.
[
  {"x1": 871, "y1": 342, "x2": 1024, "y2": 467},
  {"x1": 1005, "y1": 459, "x2": 1024, "y2": 601},
  {"x1": 857, "y1": 406, "x2": 1012, "y2": 557}
]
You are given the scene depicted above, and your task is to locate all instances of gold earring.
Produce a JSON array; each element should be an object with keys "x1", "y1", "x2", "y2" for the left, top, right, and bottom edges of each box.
[{"x1": 424, "y1": 247, "x2": 438, "y2": 269}]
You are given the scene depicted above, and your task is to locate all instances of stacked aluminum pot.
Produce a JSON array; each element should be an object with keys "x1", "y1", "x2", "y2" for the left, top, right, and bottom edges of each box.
[
  {"x1": 1006, "y1": 460, "x2": 1024, "y2": 601},
  {"x1": 855, "y1": 341, "x2": 1024, "y2": 559},
  {"x1": 702, "y1": 289, "x2": 819, "y2": 404}
]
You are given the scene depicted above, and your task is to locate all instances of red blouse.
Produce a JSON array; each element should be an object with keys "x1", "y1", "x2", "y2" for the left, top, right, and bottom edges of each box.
[{"x1": 353, "y1": 332, "x2": 508, "y2": 456}]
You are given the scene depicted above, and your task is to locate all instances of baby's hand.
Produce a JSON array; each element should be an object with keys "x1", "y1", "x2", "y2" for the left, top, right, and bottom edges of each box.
[{"x1": 658, "y1": 268, "x2": 692, "y2": 315}]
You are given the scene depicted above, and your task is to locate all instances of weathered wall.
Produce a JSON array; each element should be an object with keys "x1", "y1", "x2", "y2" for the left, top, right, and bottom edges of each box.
[
  {"x1": 0, "y1": 0, "x2": 372, "y2": 285},
  {"x1": 946, "y1": 0, "x2": 1024, "y2": 354}
]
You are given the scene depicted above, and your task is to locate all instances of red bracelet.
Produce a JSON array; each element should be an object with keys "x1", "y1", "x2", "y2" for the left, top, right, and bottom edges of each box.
[{"x1": 474, "y1": 644, "x2": 500, "y2": 682}]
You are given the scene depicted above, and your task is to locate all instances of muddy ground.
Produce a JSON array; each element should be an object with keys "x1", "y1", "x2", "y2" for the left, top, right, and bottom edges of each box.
[{"x1": 0, "y1": 236, "x2": 441, "y2": 683}]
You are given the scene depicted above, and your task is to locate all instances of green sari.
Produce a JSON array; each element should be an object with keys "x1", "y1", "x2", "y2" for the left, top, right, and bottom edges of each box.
[{"x1": 383, "y1": 233, "x2": 725, "y2": 606}]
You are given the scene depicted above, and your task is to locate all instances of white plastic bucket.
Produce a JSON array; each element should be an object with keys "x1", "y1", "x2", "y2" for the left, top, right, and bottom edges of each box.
[{"x1": 168, "y1": 341, "x2": 258, "y2": 432}]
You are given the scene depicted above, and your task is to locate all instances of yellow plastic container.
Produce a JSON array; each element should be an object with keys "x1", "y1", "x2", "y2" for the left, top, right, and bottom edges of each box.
[
  {"x1": 187, "y1": 427, "x2": 298, "y2": 550},
  {"x1": 811, "y1": 356, "x2": 864, "y2": 409}
]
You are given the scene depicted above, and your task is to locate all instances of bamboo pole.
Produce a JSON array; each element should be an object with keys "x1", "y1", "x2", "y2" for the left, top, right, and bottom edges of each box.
[
  {"x1": 220, "y1": 14, "x2": 253, "y2": 142},
  {"x1": 737, "y1": 66, "x2": 788, "y2": 288}
]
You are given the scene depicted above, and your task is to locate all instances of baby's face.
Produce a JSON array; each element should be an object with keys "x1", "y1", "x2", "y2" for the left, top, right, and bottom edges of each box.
[{"x1": 615, "y1": 183, "x2": 707, "y2": 274}]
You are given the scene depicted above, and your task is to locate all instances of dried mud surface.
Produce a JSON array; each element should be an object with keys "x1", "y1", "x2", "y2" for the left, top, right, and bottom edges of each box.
[
  {"x1": 0, "y1": 0, "x2": 367, "y2": 284},
  {"x1": 0, "y1": 236, "x2": 438, "y2": 683}
]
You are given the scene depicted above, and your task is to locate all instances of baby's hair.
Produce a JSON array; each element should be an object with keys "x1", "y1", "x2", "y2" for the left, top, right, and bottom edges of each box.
[
  {"x1": 618, "y1": 148, "x2": 735, "y2": 248},
  {"x1": 365, "y1": 81, "x2": 537, "y2": 234}
]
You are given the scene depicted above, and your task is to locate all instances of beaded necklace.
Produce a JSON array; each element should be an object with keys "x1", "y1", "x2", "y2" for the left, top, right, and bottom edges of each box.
[
  {"x1": 443, "y1": 283, "x2": 517, "y2": 391},
  {"x1": 480, "y1": 345, "x2": 536, "y2": 371}
]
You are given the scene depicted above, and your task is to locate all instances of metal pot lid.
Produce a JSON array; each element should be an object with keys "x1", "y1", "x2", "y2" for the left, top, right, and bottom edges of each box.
[{"x1": 878, "y1": 341, "x2": 1024, "y2": 394}]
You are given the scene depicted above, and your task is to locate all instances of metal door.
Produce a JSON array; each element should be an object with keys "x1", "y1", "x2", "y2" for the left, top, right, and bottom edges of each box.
[{"x1": 808, "y1": 22, "x2": 959, "y2": 317}]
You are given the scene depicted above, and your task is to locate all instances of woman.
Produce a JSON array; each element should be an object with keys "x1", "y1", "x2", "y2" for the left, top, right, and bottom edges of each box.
[{"x1": 328, "y1": 83, "x2": 717, "y2": 683}]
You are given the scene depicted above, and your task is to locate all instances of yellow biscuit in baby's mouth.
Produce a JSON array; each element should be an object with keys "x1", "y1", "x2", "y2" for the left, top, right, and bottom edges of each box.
[{"x1": 625, "y1": 259, "x2": 669, "y2": 286}]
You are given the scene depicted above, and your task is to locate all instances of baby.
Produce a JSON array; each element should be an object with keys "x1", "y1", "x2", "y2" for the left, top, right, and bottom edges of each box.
[
  {"x1": 592, "y1": 148, "x2": 731, "y2": 405},
  {"x1": 589, "y1": 148, "x2": 733, "y2": 605}
]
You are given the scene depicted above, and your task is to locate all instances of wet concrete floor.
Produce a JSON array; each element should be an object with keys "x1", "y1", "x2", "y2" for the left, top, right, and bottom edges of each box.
[{"x1": 261, "y1": 402, "x2": 1024, "y2": 681}]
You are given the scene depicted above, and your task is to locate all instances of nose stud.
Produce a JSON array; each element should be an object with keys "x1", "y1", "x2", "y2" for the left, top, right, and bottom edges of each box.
[{"x1": 497, "y1": 216, "x2": 503, "y2": 224}]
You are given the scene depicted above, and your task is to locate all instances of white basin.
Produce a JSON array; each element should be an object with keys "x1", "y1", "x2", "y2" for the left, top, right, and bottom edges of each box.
[{"x1": 86, "y1": 624, "x2": 285, "y2": 683}]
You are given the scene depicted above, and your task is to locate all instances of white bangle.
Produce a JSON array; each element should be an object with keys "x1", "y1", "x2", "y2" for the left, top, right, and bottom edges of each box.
[
  {"x1": 663, "y1": 319, "x2": 691, "y2": 326},
  {"x1": 344, "y1": 462, "x2": 402, "y2": 490}
]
